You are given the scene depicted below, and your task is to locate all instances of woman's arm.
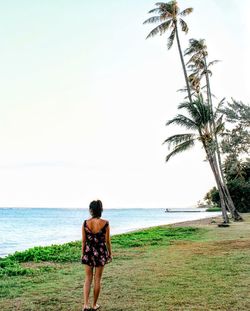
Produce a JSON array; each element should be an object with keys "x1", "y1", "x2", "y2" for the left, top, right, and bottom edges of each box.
[
  {"x1": 105, "y1": 224, "x2": 112, "y2": 258},
  {"x1": 82, "y1": 223, "x2": 86, "y2": 256}
]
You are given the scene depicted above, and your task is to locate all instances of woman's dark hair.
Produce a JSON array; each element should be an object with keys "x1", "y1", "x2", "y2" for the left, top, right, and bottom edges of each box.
[{"x1": 89, "y1": 200, "x2": 103, "y2": 218}]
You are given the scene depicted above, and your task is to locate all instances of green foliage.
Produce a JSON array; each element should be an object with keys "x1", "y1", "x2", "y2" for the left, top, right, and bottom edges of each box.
[
  {"x1": 164, "y1": 96, "x2": 221, "y2": 162},
  {"x1": 204, "y1": 186, "x2": 220, "y2": 206},
  {"x1": 0, "y1": 259, "x2": 34, "y2": 277},
  {"x1": 0, "y1": 260, "x2": 55, "y2": 277},
  {"x1": 0, "y1": 241, "x2": 82, "y2": 277},
  {"x1": 205, "y1": 162, "x2": 250, "y2": 213},
  {"x1": 0, "y1": 226, "x2": 202, "y2": 278},
  {"x1": 224, "y1": 157, "x2": 250, "y2": 182},
  {"x1": 112, "y1": 226, "x2": 201, "y2": 248},
  {"x1": 7, "y1": 241, "x2": 81, "y2": 263},
  {"x1": 219, "y1": 99, "x2": 250, "y2": 126},
  {"x1": 207, "y1": 99, "x2": 250, "y2": 214},
  {"x1": 204, "y1": 99, "x2": 250, "y2": 215},
  {"x1": 226, "y1": 179, "x2": 250, "y2": 213},
  {"x1": 220, "y1": 100, "x2": 250, "y2": 159}
]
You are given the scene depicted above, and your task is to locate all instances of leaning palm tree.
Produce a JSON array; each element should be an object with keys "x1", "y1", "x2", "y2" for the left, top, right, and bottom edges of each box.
[
  {"x1": 185, "y1": 39, "x2": 242, "y2": 221},
  {"x1": 143, "y1": 1, "x2": 193, "y2": 103},
  {"x1": 163, "y1": 96, "x2": 231, "y2": 222}
]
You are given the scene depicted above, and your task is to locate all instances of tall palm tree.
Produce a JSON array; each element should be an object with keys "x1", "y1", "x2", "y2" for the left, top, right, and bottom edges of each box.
[
  {"x1": 143, "y1": 1, "x2": 193, "y2": 103},
  {"x1": 185, "y1": 39, "x2": 242, "y2": 221},
  {"x1": 164, "y1": 96, "x2": 230, "y2": 222}
]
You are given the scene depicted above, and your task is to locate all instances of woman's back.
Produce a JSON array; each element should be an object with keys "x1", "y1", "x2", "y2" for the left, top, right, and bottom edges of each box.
[{"x1": 86, "y1": 218, "x2": 108, "y2": 234}]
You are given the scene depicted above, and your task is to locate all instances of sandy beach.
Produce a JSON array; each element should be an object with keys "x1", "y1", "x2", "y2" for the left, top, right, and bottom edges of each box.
[{"x1": 168, "y1": 215, "x2": 222, "y2": 227}]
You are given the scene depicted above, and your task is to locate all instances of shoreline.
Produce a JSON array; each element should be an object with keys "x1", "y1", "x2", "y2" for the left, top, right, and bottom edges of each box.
[
  {"x1": 114, "y1": 214, "x2": 222, "y2": 236},
  {"x1": 1, "y1": 213, "x2": 222, "y2": 259},
  {"x1": 167, "y1": 214, "x2": 222, "y2": 227}
]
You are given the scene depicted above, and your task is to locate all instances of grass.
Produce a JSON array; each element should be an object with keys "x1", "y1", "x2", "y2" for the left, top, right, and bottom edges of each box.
[{"x1": 1, "y1": 215, "x2": 250, "y2": 310}]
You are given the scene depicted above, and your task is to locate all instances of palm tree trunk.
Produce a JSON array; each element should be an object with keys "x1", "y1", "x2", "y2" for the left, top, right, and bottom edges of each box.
[
  {"x1": 200, "y1": 133, "x2": 229, "y2": 223},
  {"x1": 221, "y1": 184, "x2": 243, "y2": 220},
  {"x1": 208, "y1": 154, "x2": 229, "y2": 223},
  {"x1": 175, "y1": 25, "x2": 192, "y2": 104},
  {"x1": 207, "y1": 138, "x2": 241, "y2": 222},
  {"x1": 203, "y1": 56, "x2": 242, "y2": 221}
]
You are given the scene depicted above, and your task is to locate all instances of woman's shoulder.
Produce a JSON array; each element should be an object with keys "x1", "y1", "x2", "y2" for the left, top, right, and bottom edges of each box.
[
  {"x1": 101, "y1": 218, "x2": 109, "y2": 223},
  {"x1": 101, "y1": 218, "x2": 109, "y2": 226}
]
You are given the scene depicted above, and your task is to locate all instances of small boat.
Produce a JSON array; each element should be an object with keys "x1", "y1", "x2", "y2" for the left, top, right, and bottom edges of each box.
[{"x1": 165, "y1": 208, "x2": 203, "y2": 213}]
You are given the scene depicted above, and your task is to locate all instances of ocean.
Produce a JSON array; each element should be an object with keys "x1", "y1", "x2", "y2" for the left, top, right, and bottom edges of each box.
[{"x1": 0, "y1": 208, "x2": 220, "y2": 258}]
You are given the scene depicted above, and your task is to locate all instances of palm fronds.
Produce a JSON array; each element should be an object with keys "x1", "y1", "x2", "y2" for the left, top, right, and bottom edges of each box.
[
  {"x1": 166, "y1": 114, "x2": 198, "y2": 130},
  {"x1": 164, "y1": 96, "x2": 219, "y2": 162},
  {"x1": 143, "y1": 16, "x2": 162, "y2": 24},
  {"x1": 163, "y1": 133, "x2": 196, "y2": 148},
  {"x1": 145, "y1": 20, "x2": 172, "y2": 39},
  {"x1": 180, "y1": 8, "x2": 193, "y2": 16},
  {"x1": 179, "y1": 18, "x2": 188, "y2": 33},
  {"x1": 165, "y1": 139, "x2": 195, "y2": 162}
]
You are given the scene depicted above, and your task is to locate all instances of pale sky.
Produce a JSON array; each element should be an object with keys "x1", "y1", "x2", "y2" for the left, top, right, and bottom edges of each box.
[{"x1": 0, "y1": 0, "x2": 249, "y2": 208}]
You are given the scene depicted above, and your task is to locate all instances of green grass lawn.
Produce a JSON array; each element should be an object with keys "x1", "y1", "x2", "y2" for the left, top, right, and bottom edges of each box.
[{"x1": 1, "y1": 215, "x2": 250, "y2": 311}]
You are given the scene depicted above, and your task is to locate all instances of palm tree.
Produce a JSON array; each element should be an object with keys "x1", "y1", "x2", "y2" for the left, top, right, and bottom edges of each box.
[
  {"x1": 185, "y1": 39, "x2": 213, "y2": 103},
  {"x1": 143, "y1": 1, "x2": 193, "y2": 103},
  {"x1": 184, "y1": 39, "x2": 242, "y2": 221},
  {"x1": 163, "y1": 96, "x2": 231, "y2": 222}
]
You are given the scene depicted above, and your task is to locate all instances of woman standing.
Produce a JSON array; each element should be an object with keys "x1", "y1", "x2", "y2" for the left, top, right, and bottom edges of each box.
[{"x1": 81, "y1": 200, "x2": 112, "y2": 311}]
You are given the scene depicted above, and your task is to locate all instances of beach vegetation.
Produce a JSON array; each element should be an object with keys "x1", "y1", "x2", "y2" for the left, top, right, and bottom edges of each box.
[
  {"x1": 112, "y1": 226, "x2": 201, "y2": 248},
  {"x1": 7, "y1": 241, "x2": 81, "y2": 263},
  {"x1": 0, "y1": 226, "x2": 202, "y2": 277},
  {"x1": 0, "y1": 259, "x2": 34, "y2": 277}
]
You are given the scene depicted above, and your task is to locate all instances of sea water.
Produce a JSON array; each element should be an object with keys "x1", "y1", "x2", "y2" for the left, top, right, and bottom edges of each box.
[{"x1": 0, "y1": 208, "x2": 220, "y2": 257}]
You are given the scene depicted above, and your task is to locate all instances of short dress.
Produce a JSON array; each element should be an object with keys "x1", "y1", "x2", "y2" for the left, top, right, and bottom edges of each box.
[{"x1": 81, "y1": 220, "x2": 110, "y2": 267}]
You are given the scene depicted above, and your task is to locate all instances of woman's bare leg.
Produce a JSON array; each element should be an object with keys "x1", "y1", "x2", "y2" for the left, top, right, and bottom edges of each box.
[
  {"x1": 83, "y1": 265, "x2": 93, "y2": 308},
  {"x1": 93, "y1": 266, "x2": 104, "y2": 308}
]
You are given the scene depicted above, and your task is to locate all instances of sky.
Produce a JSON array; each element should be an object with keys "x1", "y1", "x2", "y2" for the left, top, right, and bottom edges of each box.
[{"x1": 0, "y1": 0, "x2": 249, "y2": 209}]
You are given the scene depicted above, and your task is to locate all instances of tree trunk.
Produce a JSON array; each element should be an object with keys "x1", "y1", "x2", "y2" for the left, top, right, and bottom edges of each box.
[
  {"x1": 200, "y1": 133, "x2": 229, "y2": 223},
  {"x1": 221, "y1": 184, "x2": 243, "y2": 221},
  {"x1": 175, "y1": 25, "x2": 192, "y2": 104},
  {"x1": 208, "y1": 154, "x2": 229, "y2": 223}
]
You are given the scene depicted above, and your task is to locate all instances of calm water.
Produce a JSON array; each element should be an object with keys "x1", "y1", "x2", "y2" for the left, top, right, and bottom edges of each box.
[{"x1": 0, "y1": 208, "x2": 220, "y2": 257}]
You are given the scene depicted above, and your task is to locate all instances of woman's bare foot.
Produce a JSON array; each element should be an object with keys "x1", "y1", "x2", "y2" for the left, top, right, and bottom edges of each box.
[{"x1": 92, "y1": 304, "x2": 100, "y2": 310}]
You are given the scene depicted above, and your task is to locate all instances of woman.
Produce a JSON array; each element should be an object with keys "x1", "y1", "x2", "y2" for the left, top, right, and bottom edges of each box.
[{"x1": 81, "y1": 200, "x2": 112, "y2": 311}]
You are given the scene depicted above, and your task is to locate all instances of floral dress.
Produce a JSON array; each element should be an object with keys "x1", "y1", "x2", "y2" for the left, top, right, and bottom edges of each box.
[{"x1": 81, "y1": 220, "x2": 110, "y2": 267}]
